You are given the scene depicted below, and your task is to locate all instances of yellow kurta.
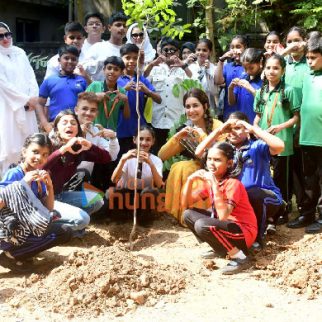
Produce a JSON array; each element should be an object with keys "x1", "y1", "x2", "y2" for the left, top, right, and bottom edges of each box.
[{"x1": 158, "y1": 119, "x2": 223, "y2": 225}]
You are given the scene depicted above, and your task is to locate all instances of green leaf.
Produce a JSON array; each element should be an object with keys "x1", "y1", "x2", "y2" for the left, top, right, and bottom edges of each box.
[{"x1": 172, "y1": 84, "x2": 180, "y2": 97}]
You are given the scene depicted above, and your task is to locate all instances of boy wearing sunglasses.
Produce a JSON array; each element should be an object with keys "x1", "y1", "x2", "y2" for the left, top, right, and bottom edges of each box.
[
  {"x1": 143, "y1": 37, "x2": 192, "y2": 153},
  {"x1": 44, "y1": 22, "x2": 87, "y2": 80}
]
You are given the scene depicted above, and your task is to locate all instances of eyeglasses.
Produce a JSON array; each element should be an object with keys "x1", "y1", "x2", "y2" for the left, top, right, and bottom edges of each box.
[
  {"x1": 162, "y1": 47, "x2": 177, "y2": 54},
  {"x1": 0, "y1": 32, "x2": 13, "y2": 41},
  {"x1": 131, "y1": 32, "x2": 144, "y2": 38}
]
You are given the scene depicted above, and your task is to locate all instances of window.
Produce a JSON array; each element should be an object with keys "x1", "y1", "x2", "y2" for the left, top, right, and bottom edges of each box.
[{"x1": 16, "y1": 18, "x2": 40, "y2": 42}]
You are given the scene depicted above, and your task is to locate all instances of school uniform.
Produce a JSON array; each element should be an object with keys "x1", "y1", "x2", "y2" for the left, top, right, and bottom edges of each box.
[
  {"x1": 85, "y1": 81, "x2": 126, "y2": 132},
  {"x1": 233, "y1": 73, "x2": 262, "y2": 124},
  {"x1": 284, "y1": 55, "x2": 310, "y2": 213},
  {"x1": 39, "y1": 73, "x2": 87, "y2": 121},
  {"x1": 291, "y1": 69, "x2": 322, "y2": 231},
  {"x1": 116, "y1": 74, "x2": 156, "y2": 156},
  {"x1": 254, "y1": 83, "x2": 301, "y2": 206},
  {"x1": 237, "y1": 139, "x2": 284, "y2": 241},
  {"x1": 44, "y1": 52, "x2": 86, "y2": 80},
  {"x1": 223, "y1": 62, "x2": 244, "y2": 121}
]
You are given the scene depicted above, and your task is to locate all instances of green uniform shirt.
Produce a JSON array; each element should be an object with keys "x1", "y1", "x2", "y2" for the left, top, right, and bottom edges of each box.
[
  {"x1": 300, "y1": 70, "x2": 322, "y2": 147},
  {"x1": 284, "y1": 55, "x2": 310, "y2": 102},
  {"x1": 284, "y1": 56, "x2": 310, "y2": 135},
  {"x1": 86, "y1": 81, "x2": 126, "y2": 131},
  {"x1": 254, "y1": 84, "x2": 301, "y2": 156}
]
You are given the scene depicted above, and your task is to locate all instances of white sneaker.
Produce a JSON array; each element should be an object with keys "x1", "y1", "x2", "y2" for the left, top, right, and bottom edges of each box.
[
  {"x1": 266, "y1": 224, "x2": 276, "y2": 235},
  {"x1": 200, "y1": 249, "x2": 216, "y2": 259}
]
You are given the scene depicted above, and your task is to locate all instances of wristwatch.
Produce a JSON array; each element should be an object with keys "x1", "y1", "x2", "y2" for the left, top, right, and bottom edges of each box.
[{"x1": 182, "y1": 63, "x2": 189, "y2": 70}]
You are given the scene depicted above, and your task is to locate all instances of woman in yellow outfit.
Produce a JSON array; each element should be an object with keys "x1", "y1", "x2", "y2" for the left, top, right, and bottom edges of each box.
[{"x1": 158, "y1": 88, "x2": 223, "y2": 225}]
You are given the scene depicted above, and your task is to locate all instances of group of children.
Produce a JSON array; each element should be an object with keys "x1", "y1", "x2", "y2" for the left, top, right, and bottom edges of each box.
[{"x1": 0, "y1": 12, "x2": 322, "y2": 275}]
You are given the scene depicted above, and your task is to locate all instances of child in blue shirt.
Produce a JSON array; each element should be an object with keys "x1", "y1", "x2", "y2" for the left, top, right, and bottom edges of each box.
[
  {"x1": 117, "y1": 43, "x2": 161, "y2": 156},
  {"x1": 228, "y1": 48, "x2": 263, "y2": 124},
  {"x1": 196, "y1": 111, "x2": 285, "y2": 248},
  {"x1": 36, "y1": 45, "x2": 87, "y2": 133},
  {"x1": 0, "y1": 133, "x2": 72, "y2": 272},
  {"x1": 215, "y1": 35, "x2": 247, "y2": 121}
]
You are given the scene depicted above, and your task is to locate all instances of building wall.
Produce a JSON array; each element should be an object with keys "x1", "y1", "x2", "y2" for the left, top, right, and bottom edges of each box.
[{"x1": 0, "y1": 0, "x2": 68, "y2": 42}]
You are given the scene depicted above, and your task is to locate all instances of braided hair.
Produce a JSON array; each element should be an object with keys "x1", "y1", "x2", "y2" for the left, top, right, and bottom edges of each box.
[
  {"x1": 257, "y1": 54, "x2": 288, "y2": 111},
  {"x1": 183, "y1": 88, "x2": 214, "y2": 135}
]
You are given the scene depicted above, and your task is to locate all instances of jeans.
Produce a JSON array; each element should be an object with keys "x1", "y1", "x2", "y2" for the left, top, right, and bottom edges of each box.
[
  {"x1": 53, "y1": 200, "x2": 90, "y2": 231},
  {"x1": 56, "y1": 189, "x2": 104, "y2": 215}
]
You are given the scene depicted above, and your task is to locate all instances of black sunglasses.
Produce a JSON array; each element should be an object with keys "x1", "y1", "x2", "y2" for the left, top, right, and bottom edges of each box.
[
  {"x1": 0, "y1": 32, "x2": 13, "y2": 41},
  {"x1": 131, "y1": 32, "x2": 144, "y2": 38},
  {"x1": 162, "y1": 47, "x2": 177, "y2": 54}
]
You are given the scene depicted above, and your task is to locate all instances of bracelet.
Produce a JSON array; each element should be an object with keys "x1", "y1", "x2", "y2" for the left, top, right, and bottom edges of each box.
[
  {"x1": 182, "y1": 63, "x2": 189, "y2": 70},
  {"x1": 219, "y1": 57, "x2": 225, "y2": 63}
]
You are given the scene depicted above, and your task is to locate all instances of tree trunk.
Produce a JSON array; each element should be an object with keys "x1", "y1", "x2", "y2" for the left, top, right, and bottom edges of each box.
[{"x1": 205, "y1": 0, "x2": 216, "y2": 61}]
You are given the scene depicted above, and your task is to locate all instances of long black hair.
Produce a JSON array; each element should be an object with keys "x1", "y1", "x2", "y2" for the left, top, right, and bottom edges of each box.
[
  {"x1": 208, "y1": 142, "x2": 242, "y2": 178},
  {"x1": 256, "y1": 54, "x2": 288, "y2": 111},
  {"x1": 183, "y1": 88, "x2": 214, "y2": 135}
]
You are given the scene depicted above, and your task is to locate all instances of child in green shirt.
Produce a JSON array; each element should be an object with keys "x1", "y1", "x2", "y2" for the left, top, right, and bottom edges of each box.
[
  {"x1": 288, "y1": 32, "x2": 322, "y2": 233},
  {"x1": 254, "y1": 54, "x2": 301, "y2": 221},
  {"x1": 85, "y1": 56, "x2": 130, "y2": 191},
  {"x1": 282, "y1": 26, "x2": 310, "y2": 223},
  {"x1": 86, "y1": 56, "x2": 130, "y2": 132}
]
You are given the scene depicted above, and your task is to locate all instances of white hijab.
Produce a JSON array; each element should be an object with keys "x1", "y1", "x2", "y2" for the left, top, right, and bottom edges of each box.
[
  {"x1": 126, "y1": 23, "x2": 156, "y2": 63},
  {"x1": 0, "y1": 22, "x2": 21, "y2": 56},
  {"x1": 0, "y1": 22, "x2": 39, "y2": 175}
]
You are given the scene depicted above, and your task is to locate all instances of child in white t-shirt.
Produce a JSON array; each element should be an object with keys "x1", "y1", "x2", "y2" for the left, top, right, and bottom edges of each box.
[{"x1": 110, "y1": 126, "x2": 163, "y2": 217}]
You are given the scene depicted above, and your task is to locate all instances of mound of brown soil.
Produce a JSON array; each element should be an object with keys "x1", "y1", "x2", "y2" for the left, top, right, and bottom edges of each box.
[
  {"x1": 254, "y1": 234, "x2": 322, "y2": 299},
  {"x1": 9, "y1": 244, "x2": 187, "y2": 318}
]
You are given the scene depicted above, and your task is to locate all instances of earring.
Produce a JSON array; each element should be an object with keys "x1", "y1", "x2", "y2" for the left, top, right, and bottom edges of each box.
[{"x1": 204, "y1": 114, "x2": 207, "y2": 119}]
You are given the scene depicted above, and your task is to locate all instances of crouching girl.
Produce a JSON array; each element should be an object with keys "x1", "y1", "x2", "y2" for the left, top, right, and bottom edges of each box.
[
  {"x1": 0, "y1": 133, "x2": 72, "y2": 272},
  {"x1": 182, "y1": 142, "x2": 257, "y2": 274}
]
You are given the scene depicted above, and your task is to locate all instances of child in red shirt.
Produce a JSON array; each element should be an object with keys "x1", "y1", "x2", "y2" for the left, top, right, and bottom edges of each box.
[{"x1": 182, "y1": 142, "x2": 257, "y2": 274}]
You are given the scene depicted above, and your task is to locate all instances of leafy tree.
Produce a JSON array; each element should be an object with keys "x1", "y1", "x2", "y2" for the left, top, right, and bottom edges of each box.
[
  {"x1": 291, "y1": 0, "x2": 322, "y2": 30},
  {"x1": 122, "y1": 0, "x2": 191, "y2": 39}
]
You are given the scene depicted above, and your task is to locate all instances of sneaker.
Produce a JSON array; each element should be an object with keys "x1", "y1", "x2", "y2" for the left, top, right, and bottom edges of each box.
[
  {"x1": 266, "y1": 224, "x2": 277, "y2": 235},
  {"x1": 221, "y1": 257, "x2": 251, "y2": 275},
  {"x1": 0, "y1": 252, "x2": 33, "y2": 273},
  {"x1": 200, "y1": 249, "x2": 216, "y2": 259},
  {"x1": 250, "y1": 242, "x2": 262, "y2": 254}
]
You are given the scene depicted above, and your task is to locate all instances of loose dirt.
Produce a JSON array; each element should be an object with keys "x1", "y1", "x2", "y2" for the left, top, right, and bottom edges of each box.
[{"x1": 0, "y1": 212, "x2": 321, "y2": 321}]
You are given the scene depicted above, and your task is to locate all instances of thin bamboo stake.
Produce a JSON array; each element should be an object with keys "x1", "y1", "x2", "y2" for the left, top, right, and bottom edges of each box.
[{"x1": 129, "y1": 37, "x2": 145, "y2": 251}]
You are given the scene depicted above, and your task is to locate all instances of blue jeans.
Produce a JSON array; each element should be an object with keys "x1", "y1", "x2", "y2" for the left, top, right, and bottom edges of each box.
[
  {"x1": 54, "y1": 200, "x2": 90, "y2": 231},
  {"x1": 56, "y1": 190, "x2": 104, "y2": 215}
]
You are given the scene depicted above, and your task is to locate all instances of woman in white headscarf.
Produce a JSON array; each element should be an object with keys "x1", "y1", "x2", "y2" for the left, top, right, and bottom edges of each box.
[
  {"x1": 0, "y1": 22, "x2": 39, "y2": 176},
  {"x1": 126, "y1": 23, "x2": 156, "y2": 66}
]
